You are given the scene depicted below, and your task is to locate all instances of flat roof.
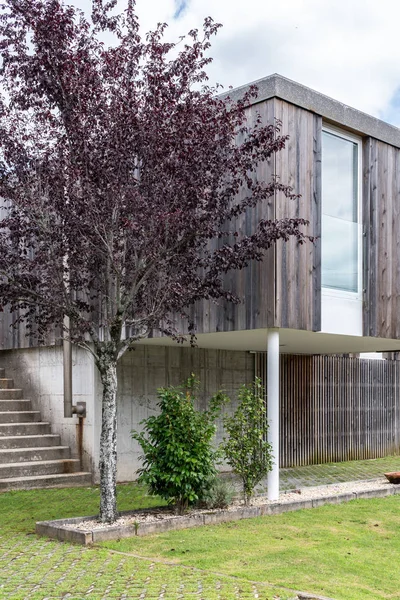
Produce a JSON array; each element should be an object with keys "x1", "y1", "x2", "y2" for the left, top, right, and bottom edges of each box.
[{"x1": 222, "y1": 74, "x2": 400, "y2": 148}]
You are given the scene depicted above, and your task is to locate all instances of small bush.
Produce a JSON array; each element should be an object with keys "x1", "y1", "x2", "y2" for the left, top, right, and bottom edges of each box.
[
  {"x1": 222, "y1": 378, "x2": 273, "y2": 505},
  {"x1": 199, "y1": 477, "x2": 235, "y2": 509},
  {"x1": 132, "y1": 375, "x2": 227, "y2": 514}
]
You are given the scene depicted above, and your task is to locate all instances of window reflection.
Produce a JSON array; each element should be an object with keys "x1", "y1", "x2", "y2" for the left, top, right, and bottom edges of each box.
[
  {"x1": 322, "y1": 130, "x2": 359, "y2": 294},
  {"x1": 322, "y1": 216, "x2": 358, "y2": 292}
]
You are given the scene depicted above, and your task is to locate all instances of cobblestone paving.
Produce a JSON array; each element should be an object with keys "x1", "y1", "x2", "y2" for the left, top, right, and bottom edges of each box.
[
  {"x1": 0, "y1": 534, "x2": 295, "y2": 599},
  {"x1": 252, "y1": 454, "x2": 400, "y2": 494},
  {"x1": 279, "y1": 455, "x2": 400, "y2": 490}
]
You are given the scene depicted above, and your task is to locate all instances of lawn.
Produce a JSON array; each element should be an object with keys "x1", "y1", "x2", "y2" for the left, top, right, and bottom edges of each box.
[
  {"x1": 101, "y1": 494, "x2": 400, "y2": 600},
  {"x1": 1, "y1": 484, "x2": 400, "y2": 599}
]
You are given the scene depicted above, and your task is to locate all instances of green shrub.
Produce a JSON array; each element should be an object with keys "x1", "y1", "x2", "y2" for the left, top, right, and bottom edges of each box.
[
  {"x1": 132, "y1": 375, "x2": 227, "y2": 514},
  {"x1": 199, "y1": 477, "x2": 235, "y2": 509},
  {"x1": 222, "y1": 378, "x2": 273, "y2": 505}
]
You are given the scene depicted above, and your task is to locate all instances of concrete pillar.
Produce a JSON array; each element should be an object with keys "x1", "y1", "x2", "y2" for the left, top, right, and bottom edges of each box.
[{"x1": 267, "y1": 328, "x2": 280, "y2": 501}]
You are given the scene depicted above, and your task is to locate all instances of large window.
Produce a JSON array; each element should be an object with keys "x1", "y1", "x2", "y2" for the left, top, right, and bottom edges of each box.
[{"x1": 322, "y1": 128, "x2": 361, "y2": 295}]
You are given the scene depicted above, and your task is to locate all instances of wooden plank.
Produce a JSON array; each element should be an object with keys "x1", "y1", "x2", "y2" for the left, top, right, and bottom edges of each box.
[
  {"x1": 363, "y1": 138, "x2": 400, "y2": 340},
  {"x1": 201, "y1": 98, "x2": 278, "y2": 334},
  {"x1": 272, "y1": 100, "x2": 318, "y2": 331},
  {"x1": 362, "y1": 137, "x2": 373, "y2": 336},
  {"x1": 393, "y1": 148, "x2": 400, "y2": 339},
  {"x1": 377, "y1": 142, "x2": 390, "y2": 338},
  {"x1": 257, "y1": 98, "x2": 277, "y2": 328},
  {"x1": 312, "y1": 116, "x2": 322, "y2": 331}
]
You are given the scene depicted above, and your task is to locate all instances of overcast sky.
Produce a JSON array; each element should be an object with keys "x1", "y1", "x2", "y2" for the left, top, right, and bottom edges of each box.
[{"x1": 75, "y1": 0, "x2": 400, "y2": 127}]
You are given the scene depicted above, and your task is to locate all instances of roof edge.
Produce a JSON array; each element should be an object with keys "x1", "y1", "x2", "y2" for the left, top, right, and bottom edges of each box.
[{"x1": 221, "y1": 74, "x2": 400, "y2": 148}]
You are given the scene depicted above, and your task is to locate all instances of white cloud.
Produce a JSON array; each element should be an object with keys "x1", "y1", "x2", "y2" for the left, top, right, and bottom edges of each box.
[{"x1": 72, "y1": 0, "x2": 400, "y2": 124}]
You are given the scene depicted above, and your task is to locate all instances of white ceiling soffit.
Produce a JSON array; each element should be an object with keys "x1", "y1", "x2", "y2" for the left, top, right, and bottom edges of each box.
[{"x1": 139, "y1": 328, "x2": 400, "y2": 355}]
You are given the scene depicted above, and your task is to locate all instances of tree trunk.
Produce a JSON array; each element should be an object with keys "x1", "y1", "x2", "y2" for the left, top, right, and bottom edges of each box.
[{"x1": 98, "y1": 357, "x2": 118, "y2": 523}]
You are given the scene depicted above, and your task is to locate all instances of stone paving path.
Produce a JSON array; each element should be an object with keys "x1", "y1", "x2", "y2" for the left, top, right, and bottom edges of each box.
[
  {"x1": 261, "y1": 454, "x2": 400, "y2": 493},
  {"x1": 222, "y1": 454, "x2": 400, "y2": 497}
]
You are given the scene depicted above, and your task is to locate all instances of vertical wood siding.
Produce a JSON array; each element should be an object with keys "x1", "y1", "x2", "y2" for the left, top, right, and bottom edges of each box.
[
  {"x1": 0, "y1": 200, "x2": 39, "y2": 349},
  {"x1": 195, "y1": 98, "x2": 322, "y2": 335},
  {"x1": 0, "y1": 98, "x2": 323, "y2": 345},
  {"x1": 256, "y1": 353, "x2": 400, "y2": 467},
  {"x1": 274, "y1": 100, "x2": 321, "y2": 331},
  {"x1": 363, "y1": 137, "x2": 400, "y2": 339},
  {"x1": 196, "y1": 99, "x2": 277, "y2": 334}
]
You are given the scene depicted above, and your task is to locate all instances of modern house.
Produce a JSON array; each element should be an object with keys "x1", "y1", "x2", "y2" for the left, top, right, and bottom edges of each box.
[{"x1": 2, "y1": 74, "x2": 400, "y2": 497}]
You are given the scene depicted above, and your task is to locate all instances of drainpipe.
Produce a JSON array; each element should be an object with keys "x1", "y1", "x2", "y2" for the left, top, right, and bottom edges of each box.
[
  {"x1": 63, "y1": 315, "x2": 86, "y2": 470},
  {"x1": 267, "y1": 328, "x2": 280, "y2": 501},
  {"x1": 63, "y1": 315, "x2": 86, "y2": 419}
]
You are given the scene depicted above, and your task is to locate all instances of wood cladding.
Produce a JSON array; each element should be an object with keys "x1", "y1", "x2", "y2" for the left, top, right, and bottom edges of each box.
[
  {"x1": 195, "y1": 98, "x2": 322, "y2": 335},
  {"x1": 363, "y1": 137, "x2": 400, "y2": 339},
  {"x1": 256, "y1": 353, "x2": 400, "y2": 467},
  {"x1": 4, "y1": 102, "x2": 400, "y2": 347},
  {"x1": 274, "y1": 100, "x2": 321, "y2": 331},
  {"x1": 196, "y1": 99, "x2": 276, "y2": 335},
  {"x1": 2, "y1": 97, "x2": 323, "y2": 347},
  {"x1": 0, "y1": 200, "x2": 39, "y2": 349}
]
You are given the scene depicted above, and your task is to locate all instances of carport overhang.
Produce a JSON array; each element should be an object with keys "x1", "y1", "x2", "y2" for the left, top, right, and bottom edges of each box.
[{"x1": 139, "y1": 327, "x2": 400, "y2": 355}]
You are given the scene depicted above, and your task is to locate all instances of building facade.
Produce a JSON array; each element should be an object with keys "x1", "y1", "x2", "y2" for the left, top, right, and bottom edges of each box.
[{"x1": 2, "y1": 74, "x2": 400, "y2": 496}]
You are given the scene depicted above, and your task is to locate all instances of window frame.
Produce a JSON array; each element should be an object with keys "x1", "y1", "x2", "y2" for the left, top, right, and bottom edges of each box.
[{"x1": 321, "y1": 124, "x2": 363, "y2": 301}]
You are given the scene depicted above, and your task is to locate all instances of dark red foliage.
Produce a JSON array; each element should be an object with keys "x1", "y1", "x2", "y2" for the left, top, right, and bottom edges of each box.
[{"x1": 0, "y1": 0, "x2": 310, "y2": 360}]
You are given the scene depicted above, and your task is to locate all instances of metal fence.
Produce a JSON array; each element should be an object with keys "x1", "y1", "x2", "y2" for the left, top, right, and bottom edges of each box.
[{"x1": 255, "y1": 354, "x2": 400, "y2": 467}]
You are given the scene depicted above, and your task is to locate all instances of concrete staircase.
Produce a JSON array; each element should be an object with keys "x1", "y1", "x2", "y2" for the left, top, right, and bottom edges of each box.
[{"x1": 0, "y1": 368, "x2": 92, "y2": 491}]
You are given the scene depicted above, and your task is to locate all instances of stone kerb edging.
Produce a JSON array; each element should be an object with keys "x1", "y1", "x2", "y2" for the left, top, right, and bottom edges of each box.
[{"x1": 36, "y1": 485, "x2": 400, "y2": 546}]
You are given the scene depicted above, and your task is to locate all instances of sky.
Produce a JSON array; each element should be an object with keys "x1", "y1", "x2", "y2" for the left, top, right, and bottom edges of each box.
[{"x1": 75, "y1": 0, "x2": 400, "y2": 127}]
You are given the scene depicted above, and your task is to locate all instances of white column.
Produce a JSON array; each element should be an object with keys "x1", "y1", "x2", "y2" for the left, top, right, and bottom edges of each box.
[
  {"x1": 63, "y1": 314, "x2": 73, "y2": 418},
  {"x1": 267, "y1": 328, "x2": 280, "y2": 501}
]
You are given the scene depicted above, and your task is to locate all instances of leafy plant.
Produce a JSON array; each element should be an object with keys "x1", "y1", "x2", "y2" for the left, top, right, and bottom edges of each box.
[
  {"x1": 199, "y1": 477, "x2": 235, "y2": 509},
  {"x1": 132, "y1": 376, "x2": 227, "y2": 514},
  {"x1": 222, "y1": 378, "x2": 272, "y2": 505}
]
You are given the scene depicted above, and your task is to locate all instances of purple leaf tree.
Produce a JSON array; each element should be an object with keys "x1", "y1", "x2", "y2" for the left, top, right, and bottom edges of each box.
[{"x1": 0, "y1": 0, "x2": 310, "y2": 522}]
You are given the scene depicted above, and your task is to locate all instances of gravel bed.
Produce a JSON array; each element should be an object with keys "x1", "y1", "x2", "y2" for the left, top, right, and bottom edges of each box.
[
  {"x1": 253, "y1": 477, "x2": 393, "y2": 503},
  {"x1": 64, "y1": 477, "x2": 396, "y2": 532}
]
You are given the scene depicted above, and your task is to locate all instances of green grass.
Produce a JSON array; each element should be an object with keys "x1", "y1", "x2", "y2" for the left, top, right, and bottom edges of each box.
[
  {"x1": 0, "y1": 482, "x2": 164, "y2": 534},
  {"x1": 2, "y1": 482, "x2": 400, "y2": 599},
  {"x1": 101, "y1": 495, "x2": 400, "y2": 600},
  {"x1": 0, "y1": 484, "x2": 293, "y2": 599}
]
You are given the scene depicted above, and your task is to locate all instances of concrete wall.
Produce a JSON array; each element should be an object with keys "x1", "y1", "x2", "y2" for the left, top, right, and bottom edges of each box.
[
  {"x1": 0, "y1": 344, "x2": 254, "y2": 483},
  {"x1": 1, "y1": 345, "x2": 96, "y2": 475},
  {"x1": 108, "y1": 345, "x2": 255, "y2": 482}
]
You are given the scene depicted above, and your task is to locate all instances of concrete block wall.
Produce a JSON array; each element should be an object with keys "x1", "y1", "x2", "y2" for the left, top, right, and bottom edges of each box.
[
  {"x1": 0, "y1": 346, "x2": 96, "y2": 475},
  {"x1": 110, "y1": 345, "x2": 255, "y2": 482}
]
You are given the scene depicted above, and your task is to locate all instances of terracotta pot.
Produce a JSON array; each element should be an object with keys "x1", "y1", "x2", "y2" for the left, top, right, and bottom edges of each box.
[{"x1": 384, "y1": 472, "x2": 400, "y2": 484}]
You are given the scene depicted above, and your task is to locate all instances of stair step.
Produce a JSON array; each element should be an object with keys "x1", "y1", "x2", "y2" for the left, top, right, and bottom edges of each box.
[
  {"x1": 0, "y1": 434, "x2": 61, "y2": 449},
  {"x1": 0, "y1": 459, "x2": 81, "y2": 478},
  {"x1": 0, "y1": 411, "x2": 41, "y2": 423},
  {"x1": 0, "y1": 446, "x2": 70, "y2": 463},
  {"x1": 0, "y1": 389, "x2": 23, "y2": 399},
  {"x1": 0, "y1": 400, "x2": 32, "y2": 412},
  {"x1": 0, "y1": 422, "x2": 51, "y2": 436},
  {"x1": 0, "y1": 472, "x2": 92, "y2": 490},
  {"x1": 0, "y1": 368, "x2": 92, "y2": 489},
  {"x1": 0, "y1": 378, "x2": 14, "y2": 389}
]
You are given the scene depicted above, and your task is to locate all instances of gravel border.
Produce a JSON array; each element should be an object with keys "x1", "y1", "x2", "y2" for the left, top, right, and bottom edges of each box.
[{"x1": 36, "y1": 477, "x2": 400, "y2": 545}]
